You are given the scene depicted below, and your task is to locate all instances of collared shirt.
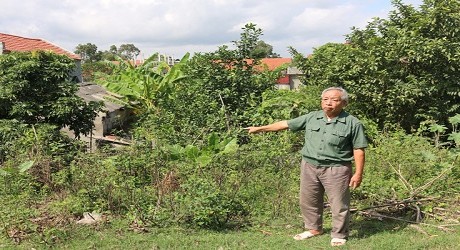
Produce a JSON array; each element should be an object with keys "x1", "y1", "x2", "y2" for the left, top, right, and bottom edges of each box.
[{"x1": 287, "y1": 110, "x2": 368, "y2": 166}]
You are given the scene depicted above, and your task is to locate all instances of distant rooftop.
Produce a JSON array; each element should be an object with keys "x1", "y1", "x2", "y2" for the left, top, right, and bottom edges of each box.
[
  {"x1": 259, "y1": 58, "x2": 292, "y2": 71},
  {"x1": 77, "y1": 83, "x2": 122, "y2": 112},
  {"x1": 0, "y1": 33, "x2": 80, "y2": 60}
]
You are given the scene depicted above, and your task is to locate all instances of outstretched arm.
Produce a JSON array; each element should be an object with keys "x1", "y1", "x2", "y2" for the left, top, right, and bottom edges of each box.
[{"x1": 245, "y1": 120, "x2": 289, "y2": 133}]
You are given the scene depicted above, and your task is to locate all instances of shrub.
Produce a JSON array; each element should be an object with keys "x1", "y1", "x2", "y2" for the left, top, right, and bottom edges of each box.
[{"x1": 355, "y1": 130, "x2": 459, "y2": 205}]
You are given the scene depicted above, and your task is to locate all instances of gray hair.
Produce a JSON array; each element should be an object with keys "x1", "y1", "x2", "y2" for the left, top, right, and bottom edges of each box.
[{"x1": 321, "y1": 87, "x2": 349, "y2": 104}]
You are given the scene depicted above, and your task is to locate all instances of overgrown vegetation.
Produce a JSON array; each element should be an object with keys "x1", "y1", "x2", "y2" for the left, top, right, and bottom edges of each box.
[
  {"x1": 1, "y1": 1, "x2": 460, "y2": 248},
  {"x1": 0, "y1": 51, "x2": 103, "y2": 138},
  {"x1": 291, "y1": 0, "x2": 460, "y2": 131}
]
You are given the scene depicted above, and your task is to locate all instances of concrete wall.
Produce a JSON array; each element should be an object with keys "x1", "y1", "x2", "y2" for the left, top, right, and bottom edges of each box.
[
  {"x1": 276, "y1": 84, "x2": 291, "y2": 90},
  {"x1": 287, "y1": 66, "x2": 303, "y2": 90},
  {"x1": 101, "y1": 108, "x2": 131, "y2": 136}
]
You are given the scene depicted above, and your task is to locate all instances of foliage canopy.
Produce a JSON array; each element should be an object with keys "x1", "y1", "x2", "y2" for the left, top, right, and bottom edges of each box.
[
  {"x1": 143, "y1": 23, "x2": 280, "y2": 144},
  {"x1": 0, "y1": 51, "x2": 103, "y2": 137},
  {"x1": 291, "y1": 0, "x2": 460, "y2": 130}
]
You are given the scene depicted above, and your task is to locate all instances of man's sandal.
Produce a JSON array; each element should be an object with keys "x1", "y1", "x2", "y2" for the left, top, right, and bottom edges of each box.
[
  {"x1": 293, "y1": 231, "x2": 321, "y2": 240},
  {"x1": 331, "y1": 238, "x2": 347, "y2": 246}
]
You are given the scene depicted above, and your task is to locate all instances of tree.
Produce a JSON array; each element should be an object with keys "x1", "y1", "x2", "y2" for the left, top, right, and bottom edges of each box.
[
  {"x1": 118, "y1": 43, "x2": 140, "y2": 60},
  {"x1": 76, "y1": 43, "x2": 143, "y2": 81},
  {"x1": 232, "y1": 23, "x2": 263, "y2": 59},
  {"x1": 190, "y1": 23, "x2": 277, "y2": 126},
  {"x1": 74, "y1": 43, "x2": 101, "y2": 62},
  {"x1": 109, "y1": 45, "x2": 118, "y2": 54},
  {"x1": 148, "y1": 23, "x2": 280, "y2": 144},
  {"x1": 251, "y1": 40, "x2": 280, "y2": 59},
  {"x1": 101, "y1": 51, "x2": 116, "y2": 61},
  {"x1": 81, "y1": 61, "x2": 114, "y2": 82},
  {"x1": 0, "y1": 51, "x2": 103, "y2": 137},
  {"x1": 291, "y1": 0, "x2": 460, "y2": 131},
  {"x1": 99, "y1": 45, "x2": 118, "y2": 61}
]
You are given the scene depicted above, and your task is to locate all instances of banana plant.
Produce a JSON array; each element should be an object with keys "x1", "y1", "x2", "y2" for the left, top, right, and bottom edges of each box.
[{"x1": 99, "y1": 52, "x2": 190, "y2": 114}]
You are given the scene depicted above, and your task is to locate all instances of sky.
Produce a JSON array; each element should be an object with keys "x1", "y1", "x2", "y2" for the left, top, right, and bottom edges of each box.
[{"x1": 1, "y1": 0, "x2": 423, "y2": 59}]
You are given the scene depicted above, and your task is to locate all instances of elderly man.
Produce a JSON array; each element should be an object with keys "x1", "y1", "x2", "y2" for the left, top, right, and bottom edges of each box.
[{"x1": 245, "y1": 87, "x2": 367, "y2": 247}]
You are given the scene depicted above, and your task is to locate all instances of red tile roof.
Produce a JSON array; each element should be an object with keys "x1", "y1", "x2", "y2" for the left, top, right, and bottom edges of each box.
[
  {"x1": 259, "y1": 58, "x2": 292, "y2": 71},
  {"x1": 258, "y1": 58, "x2": 292, "y2": 84},
  {"x1": 0, "y1": 33, "x2": 80, "y2": 60}
]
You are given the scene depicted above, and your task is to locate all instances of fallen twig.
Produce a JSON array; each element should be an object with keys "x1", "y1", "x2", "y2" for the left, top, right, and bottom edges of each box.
[
  {"x1": 350, "y1": 197, "x2": 433, "y2": 212},
  {"x1": 260, "y1": 230, "x2": 272, "y2": 236},
  {"x1": 389, "y1": 163, "x2": 413, "y2": 192},
  {"x1": 437, "y1": 226, "x2": 455, "y2": 232},
  {"x1": 384, "y1": 155, "x2": 458, "y2": 199},
  {"x1": 358, "y1": 210, "x2": 459, "y2": 231}
]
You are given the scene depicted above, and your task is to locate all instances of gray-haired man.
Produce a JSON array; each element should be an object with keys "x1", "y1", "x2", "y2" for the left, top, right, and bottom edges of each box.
[{"x1": 245, "y1": 87, "x2": 367, "y2": 247}]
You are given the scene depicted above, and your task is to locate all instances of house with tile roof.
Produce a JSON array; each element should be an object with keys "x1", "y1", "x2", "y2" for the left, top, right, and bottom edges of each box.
[
  {"x1": 0, "y1": 33, "x2": 82, "y2": 82},
  {"x1": 0, "y1": 33, "x2": 131, "y2": 150},
  {"x1": 259, "y1": 58, "x2": 303, "y2": 90}
]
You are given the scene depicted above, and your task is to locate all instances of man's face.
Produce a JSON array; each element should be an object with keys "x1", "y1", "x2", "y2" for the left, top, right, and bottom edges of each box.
[{"x1": 321, "y1": 90, "x2": 346, "y2": 117}]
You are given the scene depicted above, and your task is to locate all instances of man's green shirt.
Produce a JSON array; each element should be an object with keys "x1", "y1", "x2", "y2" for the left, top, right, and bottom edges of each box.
[{"x1": 287, "y1": 110, "x2": 368, "y2": 167}]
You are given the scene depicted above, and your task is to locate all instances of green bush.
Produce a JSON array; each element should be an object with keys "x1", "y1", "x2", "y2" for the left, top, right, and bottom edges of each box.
[
  {"x1": 175, "y1": 176, "x2": 247, "y2": 229},
  {"x1": 0, "y1": 121, "x2": 84, "y2": 194},
  {"x1": 355, "y1": 130, "x2": 459, "y2": 205}
]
